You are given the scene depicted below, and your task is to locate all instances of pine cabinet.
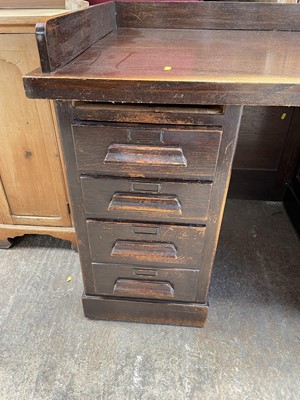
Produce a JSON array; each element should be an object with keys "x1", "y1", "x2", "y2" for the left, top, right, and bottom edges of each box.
[{"x1": 0, "y1": 10, "x2": 76, "y2": 248}]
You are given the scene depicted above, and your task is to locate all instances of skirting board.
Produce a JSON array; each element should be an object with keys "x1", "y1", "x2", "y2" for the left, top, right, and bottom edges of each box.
[{"x1": 82, "y1": 293, "x2": 209, "y2": 327}]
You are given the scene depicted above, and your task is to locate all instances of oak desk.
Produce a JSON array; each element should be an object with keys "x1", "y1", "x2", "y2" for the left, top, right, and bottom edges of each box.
[{"x1": 24, "y1": 1, "x2": 300, "y2": 327}]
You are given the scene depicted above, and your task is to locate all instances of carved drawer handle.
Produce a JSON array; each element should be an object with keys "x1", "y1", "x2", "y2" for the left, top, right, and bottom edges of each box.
[
  {"x1": 111, "y1": 240, "x2": 178, "y2": 260},
  {"x1": 104, "y1": 144, "x2": 187, "y2": 166},
  {"x1": 113, "y1": 279, "x2": 175, "y2": 299},
  {"x1": 108, "y1": 193, "x2": 182, "y2": 214}
]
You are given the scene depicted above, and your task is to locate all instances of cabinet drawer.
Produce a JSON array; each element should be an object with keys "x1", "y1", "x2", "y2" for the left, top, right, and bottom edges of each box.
[
  {"x1": 81, "y1": 176, "x2": 212, "y2": 223},
  {"x1": 87, "y1": 220, "x2": 205, "y2": 268},
  {"x1": 73, "y1": 102, "x2": 225, "y2": 126},
  {"x1": 73, "y1": 124, "x2": 222, "y2": 180},
  {"x1": 91, "y1": 263, "x2": 199, "y2": 302}
]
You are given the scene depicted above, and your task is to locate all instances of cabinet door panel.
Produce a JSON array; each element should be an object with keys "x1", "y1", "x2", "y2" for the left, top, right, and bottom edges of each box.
[{"x1": 0, "y1": 34, "x2": 70, "y2": 226}]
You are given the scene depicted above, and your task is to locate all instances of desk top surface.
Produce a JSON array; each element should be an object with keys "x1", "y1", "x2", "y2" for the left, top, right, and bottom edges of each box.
[
  {"x1": 53, "y1": 28, "x2": 300, "y2": 85},
  {"x1": 24, "y1": 5, "x2": 300, "y2": 106}
]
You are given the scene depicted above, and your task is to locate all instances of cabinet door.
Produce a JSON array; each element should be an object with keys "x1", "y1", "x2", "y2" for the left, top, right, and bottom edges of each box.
[{"x1": 0, "y1": 34, "x2": 71, "y2": 226}]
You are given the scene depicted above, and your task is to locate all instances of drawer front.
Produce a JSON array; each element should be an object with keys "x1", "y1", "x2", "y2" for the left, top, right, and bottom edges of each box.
[
  {"x1": 73, "y1": 102, "x2": 225, "y2": 126},
  {"x1": 87, "y1": 220, "x2": 205, "y2": 268},
  {"x1": 73, "y1": 124, "x2": 222, "y2": 179},
  {"x1": 81, "y1": 176, "x2": 212, "y2": 223},
  {"x1": 92, "y1": 263, "x2": 199, "y2": 302}
]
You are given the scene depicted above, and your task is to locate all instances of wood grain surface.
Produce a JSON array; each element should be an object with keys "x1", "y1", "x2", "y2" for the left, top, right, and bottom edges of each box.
[
  {"x1": 54, "y1": 101, "x2": 96, "y2": 293},
  {"x1": 81, "y1": 176, "x2": 212, "y2": 223},
  {"x1": 86, "y1": 219, "x2": 206, "y2": 268},
  {"x1": 82, "y1": 294, "x2": 209, "y2": 327},
  {"x1": 195, "y1": 106, "x2": 243, "y2": 302},
  {"x1": 233, "y1": 106, "x2": 294, "y2": 170},
  {"x1": 0, "y1": 0, "x2": 65, "y2": 8},
  {"x1": 26, "y1": 2, "x2": 300, "y2": 326},
  {"x1": 24, "y1": 28, "x2": 300, "y2": 106},
  {"x1": 36, "y1": 2, "x2": 116, "y2": 72},
  {"x1": 65, "y1": 28, "x2": 300, "y2": 82},
  {"x1": 91, "y1": 262, "x2": 199, "y2": 301},
  {"x1": 73, "y1": 102, "x2": 225, "y2": 126},
  {"x1": 73, "y1": 123, "x2": 221, "y2": 179},
  {"x1": 0, "y1": 224, "x2": 76, "y2": 248},
  {"x1": 116, "y1": 1, "x2": 300, "y2": 31},
  {"x1": 0, "y1": 9, "x2": 68, "y2": 33},
  {"x1": 113, "y1": 279, "x2": 175, "y2": 300},
  {"x1": 0, "y1": 34, "x2": 71, "y2": 228}
]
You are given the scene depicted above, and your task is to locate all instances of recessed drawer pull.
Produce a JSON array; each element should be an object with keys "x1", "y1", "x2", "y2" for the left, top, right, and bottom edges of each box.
[
  {"x1": 113, "y1": 279, "x2": 175, "y2": 299},
  {"x1": 133, "y1": 269, "x2": 158, "y2": 277},
  {"x1": 104, "y1": 144, "x2": 187, "y2": 166},
  {"x1": 131, "y1": 182, "x2": 161, "y2": 193},
  {"x1": 111, "y1": 241, "x2": 178, "y2": 260},
  {"x1": 108, "y1": 193, "x2": 182, "y2": 214},
  {"x1": 132, "y1": 226, "x2": 159, "y2": 235}
]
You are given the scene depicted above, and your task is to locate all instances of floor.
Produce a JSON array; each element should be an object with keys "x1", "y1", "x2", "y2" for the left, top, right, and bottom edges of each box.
[{"x1": 0, "y1": 200, "x2": 299, "y2": 400}]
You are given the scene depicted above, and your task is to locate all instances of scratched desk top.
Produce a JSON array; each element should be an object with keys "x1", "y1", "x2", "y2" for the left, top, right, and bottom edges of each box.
[{"x1": 24, "y1": 2, "x2": 300, "y2": 106}]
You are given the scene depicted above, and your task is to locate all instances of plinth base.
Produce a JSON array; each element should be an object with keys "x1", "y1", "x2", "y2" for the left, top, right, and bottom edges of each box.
[{"x1": 82, "y1": 294, "x2": 209, "y2": 327}]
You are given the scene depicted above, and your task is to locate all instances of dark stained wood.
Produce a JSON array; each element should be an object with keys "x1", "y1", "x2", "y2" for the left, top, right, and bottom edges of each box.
[
  {"x1": 233, "y1": 106, "x2": 294, "y2": 171},
  {"x1": 35, "y1": 22, "x2": 51, "y2": 73},
  {"x1": 25, "y1": 2, "x2": 300, "y2": 106},
  {"x1": 108, "y1": 193, "x2": 183, "y2": 214},
  {"x1": 24, "y1": 27, "x2": 300, "y2": 106},
  {"x1": 54, "y1": 103, "x2": 243, "y2": 310},
  {"x1": 104, "y1": 144, "x2": 187, "y2": 167},
  {"x1": 36, "y1": 2, "x2": 116, "y2": 72},
  {"x1": 284, "y1": 178, "x2": 300, "y2": 237},
  {"x1": 82, "y1": 294, "x2": 209, "y2": 327},
  {"x1": 73, "y1": 124, "x2": 221, "y2": 179},
  {"x1": 113, "y1": 279, "x2": 175, "y2": 300},
  {"x1": 73, "y1": 102, "x2": 225, "y2": 126},
  {"x1": 116, "y1": 1, "x2": 300, "y2": 31},
  {"x1": 91, "y1": 263, "x2": 199, "y2": 301},
  {"x1": 54, "y1": 101, "x2": 95, "y2": 294},
  {"x1": 81, "y1": 176, "x2": 212, "y2": 223},
  {"x1": 276, "y1": 108, "x2": 300, "y2": 197},
  {"x1": 24, "y1": 76, "x2": 300, "y2": 107},
  {"x1": 86, "y1": 220, "x2": 206, "y2": 268},
  {"x1": 24, "y1": 2, "x2": 300, "y2": 327},
  {"x1": 111, "y1": 241, "x2": 178, "y2": 260},
  {"x1": 230, "y1": 106, "x2": 300, "y2": 201},
  {"x1": 228, "y1": 170, "x2": 278, "y2": 201},
  {"x1": 195, "y1": 106, "x2": 243, "y2": 302}
]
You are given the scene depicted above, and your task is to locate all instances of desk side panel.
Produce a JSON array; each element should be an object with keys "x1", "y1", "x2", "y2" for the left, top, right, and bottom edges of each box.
[
  {"x1": 36, "y1": 2, "x2": 116, "y2": 72},
  {"x1": 195, "y1": 105, "x2": 243, "y2": 302},
  {"x1": 54, "y1": 101, "x2": 95, "y2": 293}
]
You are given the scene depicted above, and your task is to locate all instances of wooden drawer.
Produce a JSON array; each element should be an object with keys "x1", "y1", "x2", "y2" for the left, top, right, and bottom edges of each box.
[
  {"x1": 81, "y1": 176, "x2": 212, "y2": 223},
  {"x1": 87, "y1": 220, "x2": 205, "y2": 269},
  {"x1": 73, "y1": 124, "x2": 222, "y2": 180},
  {"x1": 91, "y1": 263, "x2": 199, "y2": 302},
  {"x1": 73, "y1": 102, "x2": 225, "y2": 126}
]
